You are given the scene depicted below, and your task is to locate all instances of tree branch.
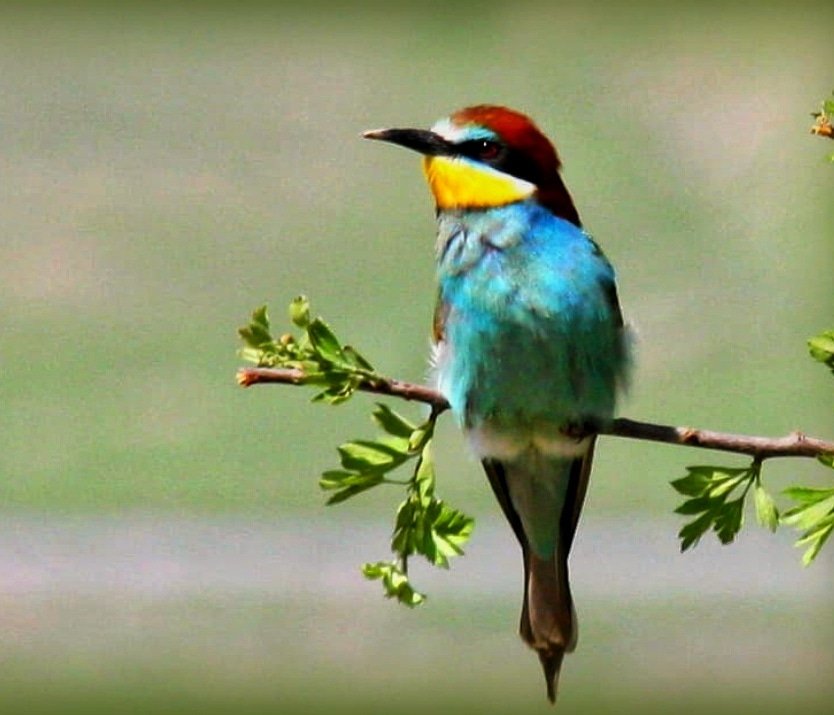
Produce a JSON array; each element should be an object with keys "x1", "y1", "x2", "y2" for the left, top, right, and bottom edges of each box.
[{"x1": 237, "y1": 367, "x2": 834, "y2": 461}]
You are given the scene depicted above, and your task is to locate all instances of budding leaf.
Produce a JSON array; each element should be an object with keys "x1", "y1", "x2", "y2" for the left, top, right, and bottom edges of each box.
[
  {"x1": 753, "y1": 484, "x2": 779, "y2": 532},
  {"x1": 238, "y1": 305, "x2": 273, "y2": 348},
  {"x1": 289, "y1": 295, "x2": 310, "y2": 328}
]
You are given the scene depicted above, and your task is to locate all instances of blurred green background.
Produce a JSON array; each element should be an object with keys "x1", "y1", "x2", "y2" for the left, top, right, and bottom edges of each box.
[{"x1": 1, "y1": 2, "x2": 832, "y2": 713}]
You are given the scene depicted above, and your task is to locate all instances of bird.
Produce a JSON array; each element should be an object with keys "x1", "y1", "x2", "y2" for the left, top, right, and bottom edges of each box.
[{"x1": 363, "y1": 105, "x2": 629, "y2": 704}]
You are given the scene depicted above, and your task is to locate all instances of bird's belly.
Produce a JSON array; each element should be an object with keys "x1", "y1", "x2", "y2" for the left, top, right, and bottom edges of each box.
[{"x1": 434, "y1": 295, "x2": 618, "y2": 455}]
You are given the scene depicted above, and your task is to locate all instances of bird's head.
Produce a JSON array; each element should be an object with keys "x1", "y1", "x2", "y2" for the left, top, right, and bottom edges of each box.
[{"x1": 364, "y1": 104, "x2": 580, "y2": 226}]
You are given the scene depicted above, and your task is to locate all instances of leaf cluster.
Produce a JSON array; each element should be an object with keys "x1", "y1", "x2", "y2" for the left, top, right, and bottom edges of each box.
[
  {"x1": 671, "y1": 329, "x2": 834, "y2": 564},
  {"x1": 782, "y1": 474, "x2": 834, "y2": 565},
  {"x1": 240, "y1": 300, "x2": 474, "y2": 606},
  {"x1": 238, "y1": 297, "x2": 375, "y2": 404},
  {"x1": 672, "y1": 464, "x2": 773, "y2": 550},
  {"x1": 325, "y1": 404, "x2": 473, "y2": 606}
]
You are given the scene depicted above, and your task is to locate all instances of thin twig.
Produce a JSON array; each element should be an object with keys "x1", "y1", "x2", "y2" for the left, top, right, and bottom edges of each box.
[
  {"x1": 236, "y1": 367, "x2": 834, "y2": 461},
  {"x1": 236, "y1": 367, "x2": 449, "y2": 409},
  {"x1": 811, "y1": 115, "x2": 833, "y2": 139}
]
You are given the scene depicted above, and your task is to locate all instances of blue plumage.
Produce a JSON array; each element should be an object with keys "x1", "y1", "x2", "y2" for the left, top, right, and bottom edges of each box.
[{"x1": 435, "y1": 201, "x2": 624, "y2": 433}]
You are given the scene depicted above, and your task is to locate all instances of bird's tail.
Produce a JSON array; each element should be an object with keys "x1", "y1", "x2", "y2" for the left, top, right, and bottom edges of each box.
[
  {"x1": 523, "y1": 540, "x2": 575, "y2": 703},
  {"x1": 483, "y1": 444, "x2": 593, "y2": 704}
]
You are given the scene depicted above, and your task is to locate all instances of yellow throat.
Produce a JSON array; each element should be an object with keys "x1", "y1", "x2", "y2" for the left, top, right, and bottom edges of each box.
[{"x1": 422, "y1": 155, "x2": 535, "y2": 210}]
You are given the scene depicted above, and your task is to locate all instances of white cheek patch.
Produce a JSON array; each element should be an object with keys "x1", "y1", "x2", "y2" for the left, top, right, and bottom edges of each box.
[{"x1": 430, "y1": 117, "x2": 471, "y2": 143}]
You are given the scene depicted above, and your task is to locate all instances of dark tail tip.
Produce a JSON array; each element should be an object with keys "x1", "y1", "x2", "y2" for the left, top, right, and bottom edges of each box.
[{"x1": 538, "y1": 649, "x2": 565, "y2": 705}]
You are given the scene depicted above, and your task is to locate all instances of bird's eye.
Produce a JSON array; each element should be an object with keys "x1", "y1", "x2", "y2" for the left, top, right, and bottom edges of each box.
[{"x1": 477, "y1": 140, "x2": 501, "y2": 160}]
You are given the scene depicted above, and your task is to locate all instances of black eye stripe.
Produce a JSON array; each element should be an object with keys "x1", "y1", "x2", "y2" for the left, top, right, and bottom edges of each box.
[{"x1": 454, "y1": 139, "x2": 543, "y2": 186}]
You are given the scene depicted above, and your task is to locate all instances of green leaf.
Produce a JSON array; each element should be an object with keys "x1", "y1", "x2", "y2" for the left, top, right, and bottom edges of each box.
[
  {"x1": 289, "y1": 296, "x2": 310, "y2": 328},
  {"x1": 818, "y1": 453, "x2": 834, "y2": 469},
  {"x1": 707, "y1": 474, "x2": 749, "y2": 498},
  {"x1": 338, "y1": 439, "x2": 408, "y2": 473},
  {"x1": 781, "y1": 493, "x2": 834, "y2": 530},
  {"x1": 361, "y1": 561, "x2": 388, "y2": 579},
  {"x1": 318, "y1": 470, "x2": 356, "y2": 490},
  {"x1": 361, "y1": 561, "x2": 425, "y2": 607},
  {"x1": 794, "y1": 515, "x2": 834, "y2": 546},
  {"x1": 796, "y1": 517, "x2": 834, "y2": 566},
  {"x1": 674, "y1": 496, "x2": 719, "y2": 515},
  {"x1": 238, "y1": 306, "x2": 280, "y2": 365},
  {"x1": 671, "y1": 466, "x2": 749, "y2": 497},
  {"x1": 239, "y1": 346, "x2": 265, "y2": 365},
  {"x1": 753, "y1": 484, "x2": 779, "y2": 532},
  {"x1": 670, "y1": 470, "x2": 714, "y2": 497},
  {"x1": 318, "y1": 469, "x2": 385, "y2": 501},
  {"x1": 408, "y1": 424, "x2": 433, "y2": 452},
  {"x1": 342, "y1": 345, "x2": 375, "y2": 372},
  {"x1": 324, "y1": 482, "x2": 378, "y2": 505},
  {"x1": 310, "y1": 374, "x2": 361, "y2": 404},
  {"x1": 325, "y1": 479, "x2": 385, "y2": 505},
  {"x1": 238, "y1": 308, "x2": 274, "y2": 349},
  {"x1": 371, "y1": 403, "x2": 417, "y2": 439},
  {"x1": 808, "y1": 330, "x2": 834, "y2": 373},
  {"x1": 679, "y1": 511, "x2": 714, "y2": 551},
  {"x1": 782, "y1": 487, "x2": 834, "y2": 565},
  {"x1": 427, "y1": 500, "x2": 474, "y2": 565},
  {"x1": 672, "y1": 464, "x2": 760, "y2": 552},
  {"x1": 782, "y1": 486, "x2": 834, "y2": 504},
  {"x1": 414, "y1": 444, "x2": 436, "y2": 504},
  {"x1": 391, "y1": 499, "x2": 417, "y2": 556},
  {"x1": 307, "y1": 318, "x2": 346, "y2": 365},
  {"x1": 714, "y1": 498, "x2": 745, "y2": 544}
]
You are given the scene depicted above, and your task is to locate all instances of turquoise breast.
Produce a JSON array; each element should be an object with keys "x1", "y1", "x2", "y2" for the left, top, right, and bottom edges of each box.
[{"x1": 434, "y1": 201, "x2": 627, "y2": 431}]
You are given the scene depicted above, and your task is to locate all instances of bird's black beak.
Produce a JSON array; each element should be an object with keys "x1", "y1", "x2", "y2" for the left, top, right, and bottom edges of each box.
[{"x1": 362, "y1": 127, "x2": 452, "y2": 156}]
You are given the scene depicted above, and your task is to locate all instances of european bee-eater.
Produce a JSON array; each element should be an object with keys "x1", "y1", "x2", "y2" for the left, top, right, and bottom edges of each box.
[{"x1": 364, "y1": 105, "x2": 629, "y2": 704}]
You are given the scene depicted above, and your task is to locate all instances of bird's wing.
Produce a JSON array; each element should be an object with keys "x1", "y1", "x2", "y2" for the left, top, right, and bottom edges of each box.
[
  {"x1": 481, "y1": 457, "x2": 528, "y2": 549},
  {"x1": 432, "y1": 292, "x2": 448, "y2": 343},
  {"x1": 560, "y1": 438, "x2": 595, "y2": 554}
]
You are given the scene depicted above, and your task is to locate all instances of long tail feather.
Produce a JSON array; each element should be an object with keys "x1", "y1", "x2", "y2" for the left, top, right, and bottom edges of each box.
[{"x1": 482, "y1": 442, "x2": 594, "y2": 704}]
